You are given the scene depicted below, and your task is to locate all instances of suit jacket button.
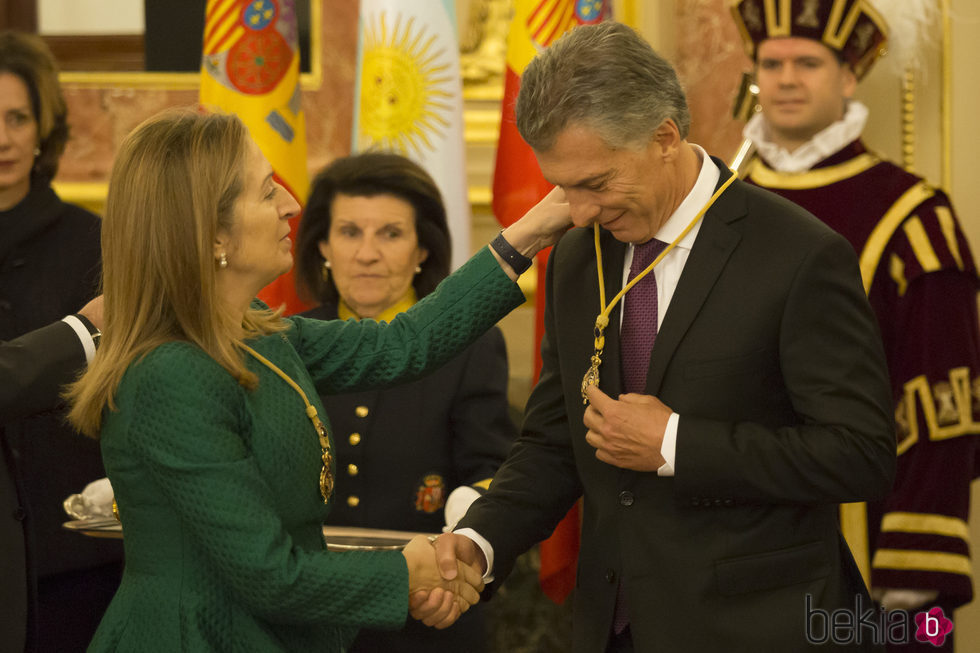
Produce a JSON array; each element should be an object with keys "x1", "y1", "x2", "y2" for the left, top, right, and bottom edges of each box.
[
  {"x1": 605, "y1": 569, "x2": 616, "y2": 583},
  {"x1": 619, "y1": 491, "x2": 634, "y2": 507},
  {"x1": 348, "y1": 433, "x2": 361, "y2": 446},
  {"x1": 355, "y1": 406, "x2": 369, "y2": 418},
  {"x1": 347, "y1": 495, "x2": 360, "y2": 507}
]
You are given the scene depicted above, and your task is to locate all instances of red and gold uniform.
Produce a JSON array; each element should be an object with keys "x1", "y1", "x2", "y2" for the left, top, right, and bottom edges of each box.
[{"x1": 745, "y1": 139, "x2": 980, "y2": 608}]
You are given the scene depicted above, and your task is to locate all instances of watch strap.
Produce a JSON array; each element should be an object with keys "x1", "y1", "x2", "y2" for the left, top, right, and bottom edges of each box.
[
  {"x1": 490, "y1": 230, "x2": 533, "y2": 275},
  {"x1": 74, "y1": 313, "x2": 102, "y2": 349}
]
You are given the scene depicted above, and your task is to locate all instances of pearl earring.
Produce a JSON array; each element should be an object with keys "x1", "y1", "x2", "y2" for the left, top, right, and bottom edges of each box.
[
  {"x1": 33, "y1": 147, "x2": 41, "y2": 157},
  {"x1": 414, "y1": 265, "x2": 422, "y2": 274},
  {"x1": 219, "y1": 252, "x2": 228, "y2": 268},
  {"x1": 321, "y1": 259, "x2": 331, "y2": 281}
]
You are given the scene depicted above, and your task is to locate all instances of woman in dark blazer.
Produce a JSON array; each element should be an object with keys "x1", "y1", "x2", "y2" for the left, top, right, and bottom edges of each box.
[
  {"x1": 0, "y1": 31, "x2": 118, "y2": 652},
  {"x1": 296, "y1": 153, "x2": 518, "y2": 653}
]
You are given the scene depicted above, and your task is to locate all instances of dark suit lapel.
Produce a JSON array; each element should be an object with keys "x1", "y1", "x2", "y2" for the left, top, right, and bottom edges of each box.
[
  {"x1": 646, "y1": 164, "x2": 748, "y2": 395},
  {"x1": 599, "y1": 230, "x2": 628, "y2": 398}
]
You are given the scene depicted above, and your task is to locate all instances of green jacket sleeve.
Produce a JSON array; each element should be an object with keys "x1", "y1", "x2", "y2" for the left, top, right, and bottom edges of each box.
[{"x1": 288, "y1": 247, "x2": 525, "y2": 395}]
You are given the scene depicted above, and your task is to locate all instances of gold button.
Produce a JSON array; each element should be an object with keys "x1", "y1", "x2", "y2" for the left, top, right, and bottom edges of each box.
[
  {"x1": 355, "y1": 406, "x2": 369, "y2": 418},
  {"x1": 347, "y1": 464, "x2": 359, "y2": 476},
  {"x1": 349, "y1": 433, "x2": 361, "y2": 446},
  {"x1": 347, "y1": 495, "x2": 360, "y2": 507}
]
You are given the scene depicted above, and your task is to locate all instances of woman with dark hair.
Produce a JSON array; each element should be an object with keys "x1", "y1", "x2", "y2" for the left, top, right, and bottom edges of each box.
[
  {"x1": 295, "y1": 152, "x2": 517, "y2": 652},
  {"x1": 296, "y1": 152, "x2": 453, "y2": 307},
  {"x1": 0, "y1": 30, "x2": 115, "y2": 652}
]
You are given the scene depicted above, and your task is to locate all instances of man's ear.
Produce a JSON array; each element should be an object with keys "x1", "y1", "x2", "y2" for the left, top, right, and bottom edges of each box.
[{"x1": 654, "y1": 119, "x2": 682, "y2": 159}]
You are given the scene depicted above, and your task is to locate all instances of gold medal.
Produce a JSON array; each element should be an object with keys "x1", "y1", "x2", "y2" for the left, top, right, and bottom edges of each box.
[
  {"x1": 581, "y1": 315, "x2": 609, "y2": 404},
  {"x1": 313, "y1": 414, "x2": 334, "y2": 502},
  {"x1": 580, "y1": 354, "x2": 602, "y2": 402}
]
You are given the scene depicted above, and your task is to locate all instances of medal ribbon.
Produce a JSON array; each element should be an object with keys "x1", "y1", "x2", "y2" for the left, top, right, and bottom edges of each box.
[
  {"x1": 242, "y1": 344, "x2": 334, "y2": 503},
  {"x1": 581, "y1": 172, "x2": 738, "y2": 403}
]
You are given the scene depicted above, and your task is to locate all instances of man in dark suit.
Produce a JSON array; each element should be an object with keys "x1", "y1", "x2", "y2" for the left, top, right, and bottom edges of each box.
[
  {"x1": 1, "y1": 296, "x2": 101, "y2": 653},
  {"x1": 0, "y1": 296, "x2": 101, "y2": 422},
  {"x1": 421, "y1": 22, "x2": 896, "y2": 652}
]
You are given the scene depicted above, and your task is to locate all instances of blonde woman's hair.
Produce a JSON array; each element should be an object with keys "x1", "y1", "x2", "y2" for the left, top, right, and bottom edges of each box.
[{"x1": 68, "y1": 109, "x2": 285, "y2": 438}]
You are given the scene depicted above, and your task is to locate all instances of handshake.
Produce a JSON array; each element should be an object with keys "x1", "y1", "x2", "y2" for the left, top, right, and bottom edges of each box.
[{"x1": 401, "y1": 533, "x2": 486, "y2": 629}]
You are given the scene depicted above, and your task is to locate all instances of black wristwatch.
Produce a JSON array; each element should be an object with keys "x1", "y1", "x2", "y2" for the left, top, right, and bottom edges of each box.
[
  {"x1": 74, "y1": 313, "x2": 102, "y2": 350},
  {"x1": 490, "y1": 230, "x2": 533, "y2": 275}
]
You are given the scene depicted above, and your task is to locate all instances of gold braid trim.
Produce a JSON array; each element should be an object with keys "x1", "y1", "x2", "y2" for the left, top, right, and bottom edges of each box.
[
  {"x1": 881, "y1": 512, "x2": 970, "y2": 541},
  {"x1": 745, "y1": 152, "x2": 878, "y2": 189},
  {"x1": 872, "y1": 549, "x2": 972, "y2": 576},
  {"x1": 896, "y1": 367, "x2": 979, "y2": 456},
  {"x1": 902, "y1": 216, "x2": 942, "y2": 273},
  {"x1": 859, "y1": 181, "x2": 935, "y2": 294},
  {"x1": 936, "y1": 206, "x2": 965, "y2": 270}
]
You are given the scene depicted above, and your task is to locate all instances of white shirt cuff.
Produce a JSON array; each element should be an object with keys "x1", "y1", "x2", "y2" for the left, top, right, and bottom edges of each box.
[
  {"x1": 657, "y1": 412, "x2": 679, "y2": 476},
  {"x1": 61, "y1": 315, "x2": 96, "y2": 363},
  {"x1": 443, "y1": 486, "x2": 481, "y2": 532},
  {"x1": 453, "y1": 527, "x2": 495, "y2": 583}
]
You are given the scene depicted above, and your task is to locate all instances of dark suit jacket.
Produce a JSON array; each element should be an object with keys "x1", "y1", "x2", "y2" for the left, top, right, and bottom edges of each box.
[
  {"x1": 460, "y1": 161, "x2": 896, "y2": 652},
  {"x1": 0, "y1": 320, "x2": 86, "y2": 424},
  {"x1": 0, "y1": 182, "x2": 117, "y2": 652},
  {"x1": 0, "y1": 320, "x2": 86, "y2": 653},
  {"x1": 302, "y1": 304, "x2": 516, "y2": 653},
  {"x1": 303, "y1": 304, "x2": 517, "y2": 534}
]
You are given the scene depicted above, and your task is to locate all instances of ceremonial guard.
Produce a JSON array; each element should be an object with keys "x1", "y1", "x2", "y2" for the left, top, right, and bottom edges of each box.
[{"x1": 732, "y1": 1, "x2": 980, "y2": 641}]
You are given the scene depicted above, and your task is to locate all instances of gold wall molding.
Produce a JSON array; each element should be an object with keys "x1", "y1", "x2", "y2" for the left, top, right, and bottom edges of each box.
[
  {"x1": 58, "y1": 0, "x2": 322, "y2": 90},
  {"x1": 901, "y1": 1, "x2": 951, "y2": 188},
  {"x1": 941, "y1": 0, "x2": 952, "y2": 190}
]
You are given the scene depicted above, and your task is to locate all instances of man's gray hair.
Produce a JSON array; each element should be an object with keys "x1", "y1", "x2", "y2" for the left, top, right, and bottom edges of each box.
[{"x1": 515, "y1": 22, "x2": 691, "y2": 151}]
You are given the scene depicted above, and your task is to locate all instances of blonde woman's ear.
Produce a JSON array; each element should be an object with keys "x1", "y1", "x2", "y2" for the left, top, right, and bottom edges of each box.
[{"x1": 213, "y1": 235, "x2": 231, "y2": 266}]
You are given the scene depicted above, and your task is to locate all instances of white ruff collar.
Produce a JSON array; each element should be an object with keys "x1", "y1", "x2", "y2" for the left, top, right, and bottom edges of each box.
[{"x1": 744, "y1": 100, "x2": 868, "y2": 172}]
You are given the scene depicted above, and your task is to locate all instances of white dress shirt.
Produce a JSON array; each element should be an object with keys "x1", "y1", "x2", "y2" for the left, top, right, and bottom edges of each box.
[{"x1": 622, "y1": 144, "x2": 719, "y2": 477}]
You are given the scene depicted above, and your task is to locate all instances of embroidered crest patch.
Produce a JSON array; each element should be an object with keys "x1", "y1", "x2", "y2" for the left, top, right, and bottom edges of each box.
[{"x1": 415, "y1": 474, "x2": 446, "y2": 513}]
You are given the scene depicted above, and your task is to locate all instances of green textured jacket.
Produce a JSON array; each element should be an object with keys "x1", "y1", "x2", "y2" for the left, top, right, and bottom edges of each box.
[{"x1": 90, "y1": 250, "x2": 523, "y2": 652}]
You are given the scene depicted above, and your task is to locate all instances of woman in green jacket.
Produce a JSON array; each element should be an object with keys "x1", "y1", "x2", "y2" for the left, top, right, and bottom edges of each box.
[{"x1": 66, "y1": 109, "x2": 569, "y2": 652}]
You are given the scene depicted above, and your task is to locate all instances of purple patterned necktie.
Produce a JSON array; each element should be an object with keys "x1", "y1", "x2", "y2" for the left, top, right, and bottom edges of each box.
[
  {"x1": 620, "y1": 238, "x2": 668, "y2": 394},
  {"x1": 612, "y1": 238, "x2": 667, "y2": 637}
]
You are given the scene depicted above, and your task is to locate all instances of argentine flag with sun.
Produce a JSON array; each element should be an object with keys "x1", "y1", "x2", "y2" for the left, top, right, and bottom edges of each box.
[{"x1": 353, "y1": 0, "x2": 470, "y2": 271}]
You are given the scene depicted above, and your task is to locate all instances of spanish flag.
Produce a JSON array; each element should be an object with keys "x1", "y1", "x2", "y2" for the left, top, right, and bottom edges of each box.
[
  {"x1": 493, "y1": 0, "x2": 610, "y2": 605},
  {"x1": 200, "y1": 0, "x2": 310, "y2": 315}
]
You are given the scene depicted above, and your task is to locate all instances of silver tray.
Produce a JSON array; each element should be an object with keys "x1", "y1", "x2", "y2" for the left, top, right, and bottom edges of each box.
[
  {"x1": 63, "y1": 519, "x2": 436, "y2": 551},
  {"x1": 322, "y1": 526, "x2": 437, "y2": 551},
  {"x1": 63, "y1": 518, "x2": 122, "y2": 539}
]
